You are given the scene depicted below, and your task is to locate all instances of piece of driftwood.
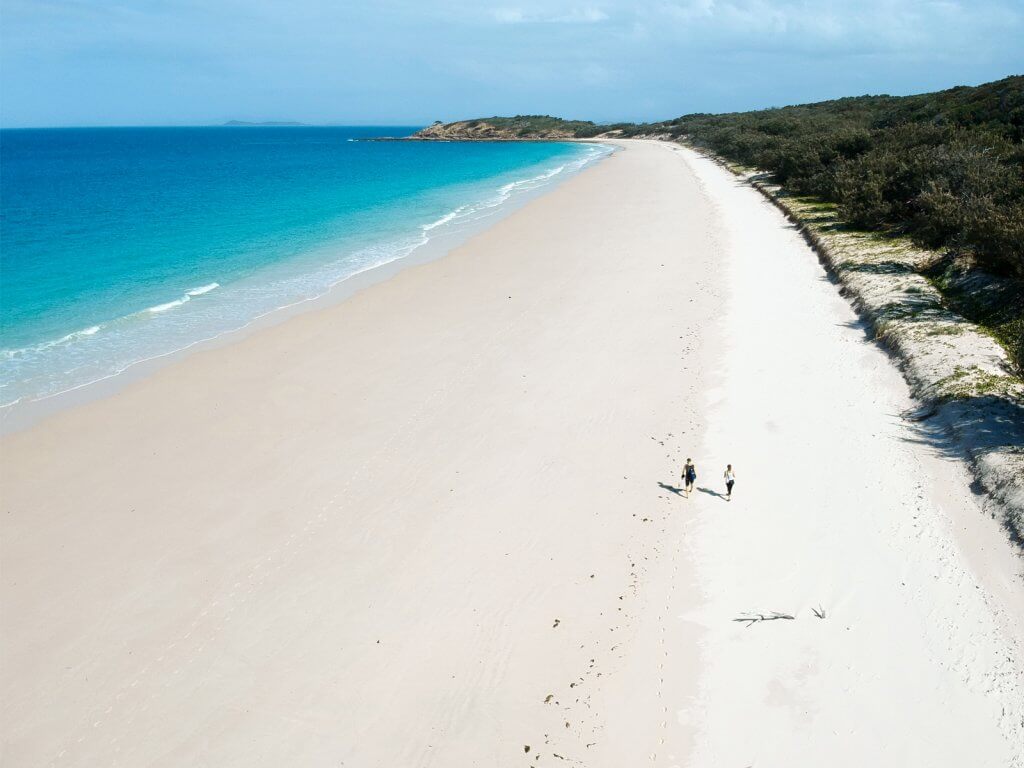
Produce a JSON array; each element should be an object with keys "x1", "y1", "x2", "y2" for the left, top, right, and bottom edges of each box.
[{"x1": 732, "y1": 611, "x2": 795, "y2": 628}]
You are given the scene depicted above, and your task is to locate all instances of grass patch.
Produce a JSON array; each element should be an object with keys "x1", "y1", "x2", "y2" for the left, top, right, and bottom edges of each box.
[
  {"x1": 932, "y1": 366, "x2": 1022, "y2": 401},
  {"x1": 923, "y1": 258, "x2": 1024, "y2": 374}
]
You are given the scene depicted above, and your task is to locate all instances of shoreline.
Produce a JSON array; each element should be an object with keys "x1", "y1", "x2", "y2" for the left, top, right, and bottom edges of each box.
[
  {"x1": 2, "y1": 139, "x2": 717, "y2": 765},
  {"x1": 0, "y1": 142, "x2": 615, "y2": 435},
  {"x1": 2, "y1": 140, "x2": 1021, "y2": 766}
]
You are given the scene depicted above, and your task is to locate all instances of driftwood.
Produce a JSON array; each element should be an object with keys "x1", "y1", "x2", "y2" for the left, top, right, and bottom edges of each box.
[{"x1": 732, "y1": 611, "x2": 795, "y2": 628}]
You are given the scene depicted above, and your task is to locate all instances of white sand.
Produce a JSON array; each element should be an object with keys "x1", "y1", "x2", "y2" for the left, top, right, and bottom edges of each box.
[
  {"x1": 673, "y1": 144, "x2": 1024, "y2": 767},
  {"x1": 1, "y1": 140, "x2": 1021, "y2": 767}
]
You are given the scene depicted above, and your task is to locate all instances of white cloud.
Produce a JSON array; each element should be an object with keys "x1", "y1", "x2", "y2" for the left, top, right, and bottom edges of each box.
[
  {"x1": 492, "y1": 6, "x2": 609, "y2": 24},
  {"x1": 557, "y1": 7, "x2": 609, "y2": 22},
  {"x1": 493, "y1": 7, "x2": 526, "y2": 22},
  {"x1": 662, "y1": 0, "x2": 716, "y2": 21}
]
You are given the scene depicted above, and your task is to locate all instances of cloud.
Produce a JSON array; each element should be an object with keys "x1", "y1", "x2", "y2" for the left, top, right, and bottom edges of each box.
[
  {"x1": 492, "y1": 6, "x2": 609, "y2": 24},
  {"x1": 662, "y1": 0, "x2": 716, "y2": 21}
]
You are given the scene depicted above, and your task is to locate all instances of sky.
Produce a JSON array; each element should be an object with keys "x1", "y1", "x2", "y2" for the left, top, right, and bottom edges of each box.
[{"x1": 1, "y1": 0, "x2": 1022, "y2": 127}]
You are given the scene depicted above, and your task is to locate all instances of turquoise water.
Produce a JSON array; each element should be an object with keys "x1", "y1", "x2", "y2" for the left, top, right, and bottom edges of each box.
[{"x1": 0, "y1": 127, "x2": 609, "y2": 406}]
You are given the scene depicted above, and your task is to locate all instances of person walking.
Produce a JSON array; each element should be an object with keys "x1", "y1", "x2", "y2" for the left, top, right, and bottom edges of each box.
[
  {"x1": 682, "y1": 458, "x2": 697, "y2": 497},
  {"x1": 723, "y1": 464, "x2": 736, "y2": 501}
]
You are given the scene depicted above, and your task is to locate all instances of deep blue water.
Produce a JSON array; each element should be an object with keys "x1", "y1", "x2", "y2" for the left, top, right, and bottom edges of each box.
[{"x1": 0, "y1": 126, "x2": 608, "y2": 405}]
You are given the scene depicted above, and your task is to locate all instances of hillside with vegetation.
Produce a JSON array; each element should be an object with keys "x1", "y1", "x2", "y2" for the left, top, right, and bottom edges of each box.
[
  {"x1": 638, "y1": 78, "x2": 1023, "y2": 270},
  {"x1": 413, "y1": 115, "x2": 605, "y2": 140}
]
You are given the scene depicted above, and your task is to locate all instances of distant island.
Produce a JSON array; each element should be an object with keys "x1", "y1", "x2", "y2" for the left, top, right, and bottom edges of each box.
[
  {"x1": 222, "y1": 120, "x2": 308, "y2": 127},
  {"x1": 411, "y1": 116, "x2": 615, "y2": 140}
]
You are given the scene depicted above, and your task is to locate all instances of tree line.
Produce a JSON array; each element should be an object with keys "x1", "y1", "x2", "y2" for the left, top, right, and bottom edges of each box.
[{"x1": 614, "y1": 76, "x2": 1024, "y2": 282}]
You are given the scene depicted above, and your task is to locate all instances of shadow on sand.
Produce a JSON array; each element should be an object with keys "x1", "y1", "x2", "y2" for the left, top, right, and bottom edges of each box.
[
  {"x1": 899, "y1": 397, "x2": 1024, "y2": 549},
  {"x1": 697, "y1": 486, "x2": 727, "y2": 501},
  {"x1": 657, "y1": 481, "x2": 685, "y2": 496}
]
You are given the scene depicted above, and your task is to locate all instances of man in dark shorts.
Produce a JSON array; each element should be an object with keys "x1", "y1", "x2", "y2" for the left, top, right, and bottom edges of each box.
[{"x1": 682, "y1": 458, "x2": 697, "y2": 497}]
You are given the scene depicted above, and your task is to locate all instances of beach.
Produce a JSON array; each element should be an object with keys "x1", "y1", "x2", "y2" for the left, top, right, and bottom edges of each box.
[{"x1": 2, "y1": 139, "x2": 1022, "y2": 766}]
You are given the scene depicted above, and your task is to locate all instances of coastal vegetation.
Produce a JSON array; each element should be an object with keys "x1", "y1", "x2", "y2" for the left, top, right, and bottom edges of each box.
[
  {"x1": 418, "y1": 76, "x2": 1023, "y2": 371},
  {"x1": 636, "y1": 77, "x2": 1023, "y2": 277}
]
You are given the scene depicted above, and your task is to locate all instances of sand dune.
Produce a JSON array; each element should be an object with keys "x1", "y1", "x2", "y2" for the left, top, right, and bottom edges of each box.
[{"x1": 1, "y1": 140, "x2": 1021, "y2": 766}]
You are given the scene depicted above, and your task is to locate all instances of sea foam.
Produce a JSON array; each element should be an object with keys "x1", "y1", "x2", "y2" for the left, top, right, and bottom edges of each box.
[
  {"x1": 187, "y1": 282, "x2": 220, "y2": 297},
  {"x1": 147, "y1": 283, "x2": 220, "y2": 313}
]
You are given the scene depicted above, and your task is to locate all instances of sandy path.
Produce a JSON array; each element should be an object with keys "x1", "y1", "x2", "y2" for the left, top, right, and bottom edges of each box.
[{"x1": 2, "y1": 140, "x2": 1021, "y2": 767}]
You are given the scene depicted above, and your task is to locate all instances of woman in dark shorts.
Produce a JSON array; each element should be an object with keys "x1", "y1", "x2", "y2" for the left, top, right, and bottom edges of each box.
[
  {"x1": 723, "y1": 464, "x2": 736, "y2": 500},
  {"x1": 682, "y1": 459, "x2": 697, "y2": 497}
]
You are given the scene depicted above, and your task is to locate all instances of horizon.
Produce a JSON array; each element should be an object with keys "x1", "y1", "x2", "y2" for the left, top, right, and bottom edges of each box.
[
  {"x1": 2, "y1": 73, "x2": 1021, "y2": 131},
  {"x1": 0, "y1": 123, "x2": 427, "y2": 131},
  {"x1": 2, "y1": 1, "x2": 1023, "y2": 129}
]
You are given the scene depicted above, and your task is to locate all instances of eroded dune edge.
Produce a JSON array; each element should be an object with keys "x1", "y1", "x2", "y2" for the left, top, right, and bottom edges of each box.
[{"x1": 713, "y1": 154, "x2": 1024, "y2": 546}]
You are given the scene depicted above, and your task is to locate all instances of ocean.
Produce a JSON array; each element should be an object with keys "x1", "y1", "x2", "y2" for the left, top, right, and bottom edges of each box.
[{"x1": 0, "y1": 127, "x2": 609, "y2": 407}]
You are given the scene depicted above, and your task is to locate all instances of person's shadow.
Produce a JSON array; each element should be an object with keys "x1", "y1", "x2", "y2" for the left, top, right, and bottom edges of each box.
[
  {"x1": 697, "y1": 486, "x2": 727, "y2": 500},
  {"x1": 657, "y1": 481, "x2": 685, "y2": 496}
]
